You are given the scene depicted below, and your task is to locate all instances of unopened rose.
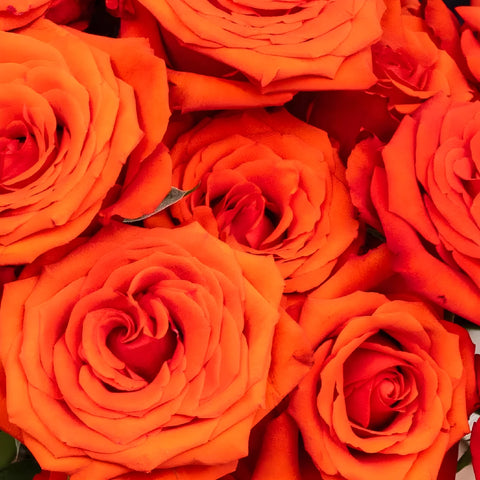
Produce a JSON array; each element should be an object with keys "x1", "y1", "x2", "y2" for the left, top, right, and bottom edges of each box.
[
  {"x1": 160, "y1": 109, "x2": 359, "y2": 293},
  {"x1": 0, "y1": 19, "x2": 170, "y2": 264},
  {"x1": 131, "y1": 0, "x2": 385, "y2": 111},
  {"x1": 0, "y1": 222, "x2": 310, "y2": 480}
]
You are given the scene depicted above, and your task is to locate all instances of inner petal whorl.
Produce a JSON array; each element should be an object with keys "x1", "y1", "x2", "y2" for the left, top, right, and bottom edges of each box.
[
  {"x1": 0, "y1": 121, "x2": 39, "y2": 188},
  {"x1": 107, "y1": 325, "x2": 178, "y2": 383}
]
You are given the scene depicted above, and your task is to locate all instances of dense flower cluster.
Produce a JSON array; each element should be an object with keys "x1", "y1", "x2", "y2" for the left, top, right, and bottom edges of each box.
[{"x1": 0, "y1": 1, "x2": 480, "y2": 480}]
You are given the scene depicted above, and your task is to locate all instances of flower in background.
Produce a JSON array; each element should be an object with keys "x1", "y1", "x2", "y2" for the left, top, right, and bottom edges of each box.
[
  {"x1": 0, "y1": 222, "x2": 311, "y2": 480},
  {"x1": 371, "y1": 0, "x2": 471, "y2": 114},
  {"x1": 157, "y1": 109, "x2": 359, "y2": 293},
  {"x1": 348, "y1": 94, "x2": 480, "y2": 325},
  {"x1": 0, "y1": 19, "x2": 170, "y2": 264}
]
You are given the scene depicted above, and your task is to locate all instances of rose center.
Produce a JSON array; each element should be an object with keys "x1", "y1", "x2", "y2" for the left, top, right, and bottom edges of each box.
[
  {"x1": 0, "y1": 122, "x2": 38, "y2": 186},
  {"x1": 107, "y1": 326, "x2": 177, "y2": 382},
  {"x1": 212, "y1": 182, "x2": 278, "y2": 249},
  {"x1": 343, "y1": 335, "x2": 416, "y2": 432},
  {"x1": 378, "y1": 377, "x2": 396, "y2": 400}
]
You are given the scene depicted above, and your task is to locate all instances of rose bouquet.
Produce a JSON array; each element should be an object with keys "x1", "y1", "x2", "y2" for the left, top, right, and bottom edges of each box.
[{"x1": 1, "y1": 1, "x2": 480, "y2": 480}]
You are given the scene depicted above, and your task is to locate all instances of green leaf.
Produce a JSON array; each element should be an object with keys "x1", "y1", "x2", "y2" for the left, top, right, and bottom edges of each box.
[
  {"x1": 122, "y1": 185, "x2": 198, "y2": 224},
  {"x1": 0, "y1": 432, "x2": 16, "y2": 469},
  {"x1": 0, "y1": 459, "x2": 40, "y2": 480}
]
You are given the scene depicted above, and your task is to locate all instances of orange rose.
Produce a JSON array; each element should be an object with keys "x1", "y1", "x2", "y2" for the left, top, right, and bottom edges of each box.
[
  {"x1": 160, "y1": 109, "x2": 359, "y2": 293},
  {"x1": 348, "y1": 94, "x2": 480, "y2": 324},
  {"x1": 217, "y1": 291, "x2": 476, "y2": 480},
  {"x1": 129, "y1": 0, "x2": 385, "y2": 111},
  {"x1": 0, "y1": 221, "x2": 310, "y2": 480},
  {"x1": 371, "y1": 0, "x2": 471, "y2": 114},
  {"x1": 0, "y1": 19, "x2": 170, "y2": 264},
  {"x1": 285, "y1": 292, "x2": 476, "y2": 480}
]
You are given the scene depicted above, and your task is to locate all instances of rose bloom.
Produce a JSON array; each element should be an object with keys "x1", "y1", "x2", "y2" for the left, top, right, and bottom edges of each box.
[
  {"x1": 371, "y1": 0, "x2": 471, "y2": 114},
  {"x1": 158, "y1": 109, "x2": 359, "y2": 293},
  {"x1": 347, "y1": 94, "x2": 480, "y2": 324},
  {"x1": 0, "y1": 222, "x2": 311, "y2": 480},
  {"x1": 0, "y1": 19, "x2": 170, "y2": 264},
  {"x1": 126, "y1": 0, "x2": 385, "y2": 111},
  {"x1": 223, "y1": 292, "x2": 476, "y2": 480}
]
